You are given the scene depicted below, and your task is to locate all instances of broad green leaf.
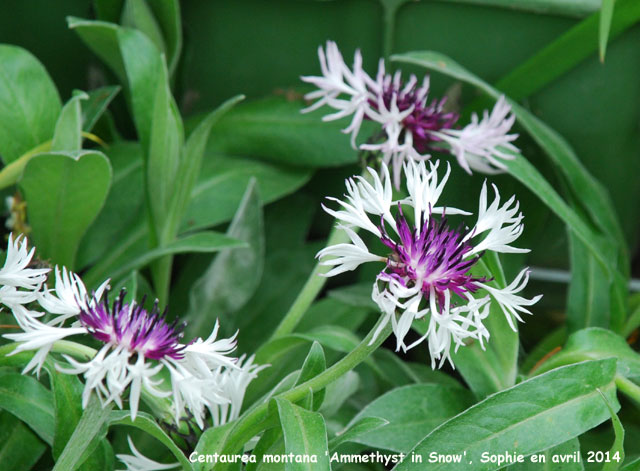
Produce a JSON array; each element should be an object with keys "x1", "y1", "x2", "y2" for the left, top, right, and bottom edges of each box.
[
  {"x1": 206, "y1": 96, "x2": 370, "y2": 167},
  {"x1": 599, "y1": 389, "x2": 624, "y2": 471},
  {"x1": 295, "y1": 342, "x2": 326, "y2": 410},
  {"x1": 507, "y1": 438, "x2": 583, "y2": 470},
  {"x1": 349, "y1": 384, "x2": 474, "y2": 453},
  {"x1": 275, "y1": 397, "x2": 331, "y2": 471},
  {"x1": 248, "y1": 427, "x2": 283, "y2": 471},
  {"x1": 104, "y1": 230, "x2": 246, "y2": 283},
  {"x1": 0, "y1": 45, "x2": 61, "y2": 164},
  {"x1": 0, "y1": 411, "x2": 47, "y2": 471},
  {"x1": 329, "y1": 417, "x2": 389, "y2": 451},
  {"x1": 185, "y1": 180, "x2": 264, "y2": 339},
  {"x1": 392, "y1": 51, "x2": 624, "y2": 276},
  {"x1": 52, "y1": 397, "x2": 112, "y2": 471},
  {"x1": 19, "y1": 150, "x2": 112, "y2": 268},
  {"x1": 373, "y1": 349, "x2": 464, "y2": 390},
  {"x1": 599, "y1": 0, "x2": 617, "y2": 62},
  {"x1": 0, "y1": 371, "x2": 55, "y2": 445},
  {"x1": 146, "y1": 0, "x2": 182, "y2": 74},
  {"x1": 297, "y1": 298, "x2": 370, "y2": 333},
  {"x1": 531, "y1": 328, "x2": 640, "y2": 378},
  {"x1": 319, "y1": 371, "x2": 360, "y2": 418},
  {"x1": 68, "y1": 18, "x2": 127, "y2": 83},
  {"x1": 121, "y1": 0, "x2": 166, "y2": 57},
  {"x1": 48, "y1": 367, "x2": 110, "y2": 470},
  {"x1": 109, "y1": 410, "x2": 193, "y2": 471},
  {"x1": 393, "y1": 359, "x2": 619, "y2": 471},
  {"x1": 81, "y1": 85, "x2": 121, "y2": 132}
]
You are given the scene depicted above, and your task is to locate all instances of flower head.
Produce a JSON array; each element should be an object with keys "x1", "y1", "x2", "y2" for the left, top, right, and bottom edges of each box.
[
  {"x1": 0, "y1": 234, "x2": 49, "y2": 307},
  {"x1": 116, "y1": 436, "x2": 179, "y2": 471},
  {"x1": 318, "y1": 161, "x2": 541, "y2": 368},
  {"x1": 302, "y1": 41, "x2": 518, "y2": 184}
]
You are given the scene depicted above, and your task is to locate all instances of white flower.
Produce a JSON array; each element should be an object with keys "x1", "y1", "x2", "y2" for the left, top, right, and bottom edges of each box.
[
  {"x1": 433, "y1": 96, "x2": 519, "y2": 174},
  {"x1": 319, "y1": 162, "x2": 540, "y2": 367},
  {"x1": 116, "y1": 436, "x2": 179, "y2": 471},
  {"x1": 0, "y1": 234, "x2": 48, "y2": 306}
]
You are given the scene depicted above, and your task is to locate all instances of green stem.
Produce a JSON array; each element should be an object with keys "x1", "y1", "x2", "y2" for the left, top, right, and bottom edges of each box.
[
  {"x1": 217, "y1": 320, "x2": 393, "y2": 464},
  {"x1": 270, "y1": 223, "x2": 351, "y2": 339},
  {"x1": 615, "y1": 375, "x2": 640, "y2": 405}
]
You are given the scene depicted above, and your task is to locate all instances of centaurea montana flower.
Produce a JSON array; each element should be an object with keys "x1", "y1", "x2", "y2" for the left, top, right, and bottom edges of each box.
[
  {"x1": 317, "y1": 161, "x2": 541, "y2": 368},
  {"x1": 2, "y1": 242, "x2": 265, "y2": 428},
  {"x1": 301, "y1": 41, "x2": 519, "y2": 186}
]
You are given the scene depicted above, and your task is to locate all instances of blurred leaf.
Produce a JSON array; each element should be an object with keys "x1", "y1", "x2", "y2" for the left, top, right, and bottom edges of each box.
[
  {"x1": 68, "y1": 18, "x2": 127, "y2": 83},
  {"x1": 599, "y1": 389, "x2": 624, "y2": 471},
  {"x1": 207, "y1": 96, "x2": 370, "y2": 167},
  {"x1": 295, "y1": 342, "x2": 326, "y2": 410},
  {"x1": 106, "y1": 230, "x2": 246, "y2": 283},
  {"x1": 0, "y1": 371, "x2": 54, "y2": 445},
  {"x1": 192, "y1": 422, "x2": 234, "y2": 471},
  {"x1": 121, "y1": 0, "x2": 166, "y2": 57},
  {"x1": 599, "y1": 0, "x2": 616, "y2": 62},
  {"x1": 185, "y1": 180, "x2": 264, "y2": 339},
  {"x1": 0, "y1": 411, "x2": 47, "y2": 471},
  {"x1": 248, "y1": 427, "x2": 282, "y2": 471},
  {"x1": 319, "y1": 371, "x2": 360, "y2": 418},
  {"x1": 52, "y1": 397, "x2": 112, "y2": 471},
  {"x1": 521, "y1": 327, "x2": 567, "y2": 374},
  {"x1": 507, "y1": 438, "x2": 582, "y2": 470},
  {"x1": 146, "y1": 0, "x2": 182, "y2": 74},
  {"x1": 275, "y1": 397, "x2": 331, "y2": 471},
  {"x1": 94, "y1": 0, "x2": 124, "y2": 23},
  {"x1": 434, "y1": 0, "x2": 600, "y2": 17},
  {"x1": 349, "y1": 384, "x2": 474, "y2": 453},
  {"x1": 297, "y1": 298, "x2": 370, "y2": 333},
  {"x1": 0, "y1": 45, "x2": 61, "y2": 164},
  {"x1": 329, "y1": 416, "x2": 389, "y2": 451},
  {"x1": 393, "y1": 51, "x2": 624, "y2": 274},
  {"x1": 532, "y1": 328, "x2": 640, "y2": 379},
  {"x1": 81, "y1": 85, "x2": 121, "y2": 133},
  {"x1": 19, "y1": 150, "x2": 112, "y2": 268},
  {"x1": 373, "y1": 349, "x2": 464, "y2": 390},
  {"x1": 109, "y1": 411, "x2": 193, "y2": 471},
  {"x1": 48, "y1": 367, "x2": 110, "y2": 470},
  {"x1": 52, "y1": 91, "x2": 88, "y2": 152},
  {"x1": 394, "y1": 360, "x2": 619, "y2": 471}
]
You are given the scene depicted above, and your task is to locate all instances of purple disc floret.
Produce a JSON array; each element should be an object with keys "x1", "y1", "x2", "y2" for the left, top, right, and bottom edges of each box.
[{"x1": 79, "y1": 290, "x2": 186, "y2": 360}]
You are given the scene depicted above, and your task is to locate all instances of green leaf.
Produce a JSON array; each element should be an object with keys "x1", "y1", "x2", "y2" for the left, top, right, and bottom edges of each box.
[
  {"x1": 248, "y1": 427, "x2": 282, "y2": 471},
  {"x1": 52, "y1": 91, "x2": 88, "y2": 152},
  {"x1": 507, "y1": 438, "x2": 583, "y2": 470},
  {"x1": 121, "y1": 0, "x2": 166, "y2": 57},
  {"x1": 599, "y1": 0, "x2": 616, "y2": 62},
  {"x1": 68, "y1": 18, "x2": 127, "y2": 83},
  {"x1": 349, "y1": 384, "x2": 474, "y2": 453},
  {"x1": 393, "y1": 359, "x2": 619, "y2": 471},
  {"x1": 104, "y1": 230, "x2": 246, "y2": 283},
  {"x1": 295, "y1": 342, "x2": 326, "y2": 410},
  {"x1": 0, "y1": 411, "x2": 47, "y2": 471},
  {"x1": 0, "y1": 371, "x2": 55, "y2": 445},
  {"x1": 392, "y1": 50, "x2": 624, "y2": 278},
  {"x1": 599, "y1": 389, "x2": 624, "y2": 471},
  {"x1": 192, "y1": 422, "x2": 234, "y2": 471},
  {"x1": 48, "y1": 367, "x2": 110, "y2": 470},
  {"x1": 19, "y1": 150, "x2": 112, "y2": 268},
  {"x1": 0, "y1": 45, "x2": 61, "y2": 164},
  {"x1": 328, "y1": 417, "x2": 389, "y2": 451},
  {"x1": 145, "y1": 0, "x2": 182, "y2": 74},
  {"x1": 319, "y1": 371, "x2": 360, "y2": 418},
  {"x1": 531, "y1": 328, "x2": 640, "y2": 378},
  {"x1": 206, "y1": 96, "x2": 371, "y2": 167},
  {"x1": 109, "y1": 410, "x2": 193, "y2": 471},
  {"x1": 185, "y1": 180, "x2": 264, "y2": 338},
  {"x1": 81, "y1": 85, "x2": 121, "y2": 133},
  {"x1": 275, "y1": 397, "x2": 331, "y2": 471},
  {"x1": 52, "y1": 397, "x2": 112, "y2": 471}
]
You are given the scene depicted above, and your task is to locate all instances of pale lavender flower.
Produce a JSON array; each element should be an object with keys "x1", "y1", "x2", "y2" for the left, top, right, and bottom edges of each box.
[
  {"x1": 302, "y1": 41, "x2": 518, "y2": 184},
  {"x1": 318, "y1": 161, "x2": 541, "y2": 368},
  {"x1": 116, "y1": 436, "x2": 179, "y2": 471}
]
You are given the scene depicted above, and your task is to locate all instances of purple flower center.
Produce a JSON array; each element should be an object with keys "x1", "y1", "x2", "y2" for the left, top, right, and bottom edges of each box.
[
  {"x1": 378, "y1": 205, "x2": 487, "y2": 308},
  {"x1": 370, "y1": 81, "x2": 459, "y2": 153},
  {"x1": 79, "y1": 291, "x2": 186, "y2": 360}
]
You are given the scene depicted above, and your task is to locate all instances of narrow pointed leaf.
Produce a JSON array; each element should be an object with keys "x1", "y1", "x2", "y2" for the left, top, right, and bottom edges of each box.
[{"x1": 52, "y1": 92, "x2": 88, "y2": 152}]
